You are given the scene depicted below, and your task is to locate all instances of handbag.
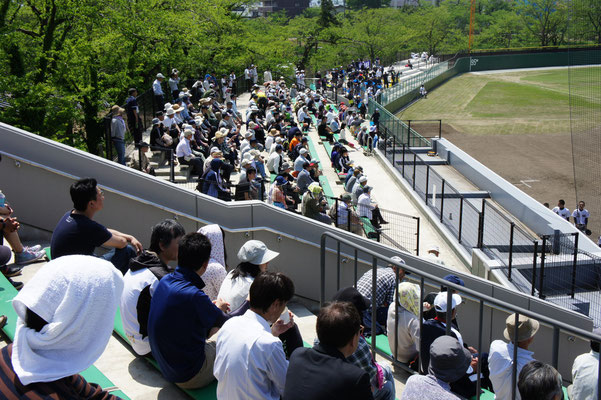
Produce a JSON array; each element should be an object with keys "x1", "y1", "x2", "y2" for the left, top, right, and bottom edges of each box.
[{"x1": 161, "y1": 133, "x2": 173, "y2": 147}]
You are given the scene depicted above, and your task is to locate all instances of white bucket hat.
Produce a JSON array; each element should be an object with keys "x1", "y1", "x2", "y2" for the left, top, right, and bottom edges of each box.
[{"x1": 238, "y1": 240, "x2": 279, "y2": 265}]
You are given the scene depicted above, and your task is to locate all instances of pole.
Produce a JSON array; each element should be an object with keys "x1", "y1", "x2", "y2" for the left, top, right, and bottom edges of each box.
[
  {"x1": 539, "y1": 236, "x2": 547, "y2": 299},
  {"x1": 440, "y1": 179, "x2": 445, "y2": 222},
  {"x1": 439, "y1": 119, "x2": 442, "y2": 139},
  {"x1": 170, "y1": 150, "x2": 175, "y2": 183},
  {"x1": 334, "y1": 198, "x2": 339, "y2": 228},
  {"x1": 415, "y1": 217, "x2": 420, "y2": 255},
  {"x1": 392, "y1": 136, "x2": 396, "y2": 166},
  {"x1": 425, "y1": 165, "x2": 430, "y2": 204},
  {"x1": 138, "y1": 146, "x2": 143, "y2": 171},
  {"x1": 532, "y1": 240, "x2": 538, "y2": 296},
  {"x1": 412, "y1": 153, "x2": 416, "y2": 190},
  {"x1": 370, "y1": 256, "x2": 377, "y2": 355},
  {"x1": 458, "y1": 196, "x2": 464, "y2": 243},
  {"x1": 571, "y1": 233, "x2": 579, "y2": 298},
  {"x1": 320, "y1": 235, "x2": 326, "y2": 307},
  {"x1": 401, "y1": 143, "x2": 405, "y2": 177},
  {"x1": 508, "y1": 222, "x2": 515, "y2": 281}
]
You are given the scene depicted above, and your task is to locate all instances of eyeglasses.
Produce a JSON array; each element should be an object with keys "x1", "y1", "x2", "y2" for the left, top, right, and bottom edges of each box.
[{"x1": 358, "y1": 325, "x2": 364, "y2": 336}]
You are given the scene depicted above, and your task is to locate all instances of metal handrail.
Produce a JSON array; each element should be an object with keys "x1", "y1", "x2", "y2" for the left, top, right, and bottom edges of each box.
[{"x1": 320, "y1": 231, "x2": 601, "y2": 400}]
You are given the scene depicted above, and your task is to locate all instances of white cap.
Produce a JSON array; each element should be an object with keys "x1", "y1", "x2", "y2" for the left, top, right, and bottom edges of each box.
[
  {"x1": 238, "y1": 240, "x2": 279, "y2": 265},
  {"x1": 210, "y1": 147, "x2": 220, "y2": 154},
  {"x1": 359, "y1": 176, "x2": 368, "y2": 183},
  {"x1": 299, "y1": 148, "x2": 308, "y2": 155},
  {"x1": 166, "y1": 108, "x2": 175, "y2": 115},
  {"x1": 390, "y1": 256, "x2": 405, "y2": 265},
  {"x1": 433, "y1": 292, "x2": 462, "y2": 312},
  {"x1": 156, "y1": 73, "x2": 165, "y2": 79}
]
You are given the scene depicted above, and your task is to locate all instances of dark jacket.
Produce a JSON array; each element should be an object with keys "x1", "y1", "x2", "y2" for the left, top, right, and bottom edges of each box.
[{"x1": 283, "y1": 343, "x2": 373, "y2": 400}]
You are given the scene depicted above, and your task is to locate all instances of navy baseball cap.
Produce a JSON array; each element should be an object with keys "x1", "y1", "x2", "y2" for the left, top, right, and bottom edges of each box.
[{"x1": 443, "y1": 274, "x2": 465, "y2": 287}]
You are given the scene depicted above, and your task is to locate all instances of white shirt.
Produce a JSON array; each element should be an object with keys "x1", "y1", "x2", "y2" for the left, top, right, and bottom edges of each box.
[
  {"x1": 163, "y1": 116, "x2": 175, "y2": 129},
  {"x1": 121, "y1": 268, "x2": 160, "y2": 356},
  {"x1": 214, "y1": 310, "x2": 288, "y2": 400},
  {"x1": 357, "y1": 193, "x2": 374, "y2": 219},
  {"x1": 571, "y1": 350, "x2": 599, "y2": 400},
  {"x1": 552, "y1": 206, "x2": 571, "y2": 220},
  {"x1": 425, "y1": 253, "x2": 445, "y2": 266},
  {"x1": 488, "y1": 340, "x2": 535, "y2": 400},
  {"x1": 152, "y1": 79, "x2": 163, "y2": 95},
  {"x1": 572, "y1": 208, "x2": 590, "y2": 225},
  {"x1": 217, "y1": 270, "x2": 254, "y2": 312},
  {"x1": 168, "y1": 77, "x2": 179, "y2": 91},
  {"x1": 267, "y1": 151, "x2": 282, "y2": 173},
  {"x1": 386, "y1": 303, "x2": 420, "y2": 363},
  {"x1": 175, "y1": 137, "x2": 192, "y2": 158}
]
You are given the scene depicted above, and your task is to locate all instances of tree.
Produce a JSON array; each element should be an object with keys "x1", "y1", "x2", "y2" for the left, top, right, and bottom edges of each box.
[{"x1": 518, "y1": 0, "x2": 568, "y2": 47}]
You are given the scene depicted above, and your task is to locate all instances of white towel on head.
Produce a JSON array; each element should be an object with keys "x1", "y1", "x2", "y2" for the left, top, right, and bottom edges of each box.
[{"x1": 11, "y1": 255, "x2": 124, "y2": 385}]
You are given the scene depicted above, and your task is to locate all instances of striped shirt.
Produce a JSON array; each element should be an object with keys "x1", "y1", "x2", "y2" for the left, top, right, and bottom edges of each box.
[{"x1": 0, "y1": 344, "x2": 120, "y2": 399}]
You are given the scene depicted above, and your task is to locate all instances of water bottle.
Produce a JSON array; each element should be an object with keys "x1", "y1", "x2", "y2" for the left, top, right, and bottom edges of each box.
[{"x1": 0, "y1": 191, "x2": 5, "y2": 208}]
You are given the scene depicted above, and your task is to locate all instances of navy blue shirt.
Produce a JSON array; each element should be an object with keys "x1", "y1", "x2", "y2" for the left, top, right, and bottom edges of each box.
[
  {"x1": 50, "y1": 211, "x2": 111, "y2": 259},
  {"x1": 148, "y1": 266, "x2": 227, "y2": 383}
]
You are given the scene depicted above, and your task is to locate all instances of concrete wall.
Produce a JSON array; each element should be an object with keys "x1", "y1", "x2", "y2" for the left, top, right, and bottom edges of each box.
[
  {"x1": 434, "y1": 138, "x2": 601, "y2": 254},
  {"x1": 0, "y1": 122, "x2": 596, "y2": 379}
]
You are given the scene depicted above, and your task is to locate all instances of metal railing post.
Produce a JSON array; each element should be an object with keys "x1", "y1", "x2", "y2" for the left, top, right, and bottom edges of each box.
[
  {"x1": 418, "y1": 276, "x2": 425, "y2": 374},
  {"x1": 320, "y1": 235, "x2": 326, "y2": 307},
  {"x1": 478, "y1": 199, "x2": 486, "y2": 248},
  {"x1": 458, "y1": 196, "x2": 464, "y2": 243},
  {"x1": 336, "y1": 241, "x2": 341, "y2": 291},
  {"x1": 511, "y1": 312, "x2": 520, "y2": 400},
  {"x1": 138, "y1": 146, "x2": 143, "y2": 171},
  {"x1": 508, "y1": 222, "x2": 515, "y2": 281},
  {"x1": 532, "y1": 240, "x2": 538, "y2": 296},
  {"x1": 170, "y1": 150, "x2": 175, "y2": 183},
  {"x1": 440, "y1": 179, "x2": 445, "y2": 222},
  {"x1": 415, "y1": 217, "x2": 420, "y2": 255},
  {"x1": 392, "y1": 136, "x2": 396, "y2": 166},
  {"x1": 334, "y1": 198, "x2": 339, "y2": 228},
  {"x1": 412, "y1": 153, "x2": 416, "y2": 190},
  {"x1": 425, "y1": 165, "x2": 430, "y2": 204},
  {"x1": 401, "y1": 143, "x2": 405, "y2": 176},
  {"x1": 571, "y1": 233, "x2": 579, "y2": 298},
  {"x1": 439, "y1": 119, "x2": 442, "y2": 139},
  {"x1": 476, "y1": 300, "x2": 484, "y2": 399},
  {"x1": 353, "y1": 248, "x2": 358, "y2": 287},
  {"x1": 370, "y1": 256, "x2": 378, "y2": 355},
  {"x1": 539, "y1": 236, "x2": 547, "y2": 299}
]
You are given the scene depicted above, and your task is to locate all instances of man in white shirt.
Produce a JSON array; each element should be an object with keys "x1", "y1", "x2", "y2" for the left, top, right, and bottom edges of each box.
[
  {"x1": 176, "y1": 130, "x2": 203, "y2": 176},
  {"x1": 267, "y1": 145, "x2": 284, "y2": 174},
  {"x1": 168, "y1": 69, "x2": 180, "y2": 101},
  {"x1": 294, "y1": 148, "x2": 310, "y2": 172},
  {"x1": 214, "y1": 272, "x2": 296, "y2": 400},
  {"x1": 488, "y1": 314, "x2": 539, "y2": 400},
  {"x1": 552, "y1": 199, "x2": 570, "y2": 221},
  {"x1": 572, "y1": 201, "x2": 590, "y2": 233},
  {"x1": 570, "y1": 327, "x2": 601, "y2": 400},
  {"x1": 153, "y1": 73, "x2": 165, "y2": 111},
  {"x1": 425, "y1": 245, "x2": 445, "y2": 265}
]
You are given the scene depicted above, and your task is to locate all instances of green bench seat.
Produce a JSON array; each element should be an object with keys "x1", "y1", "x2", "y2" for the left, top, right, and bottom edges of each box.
[
  {"x1": 360, "y1": 216, "x2": 380, "y2": 240},
  {"x1": 364, "y1": 334, "x2": 393, "y2": 358}
]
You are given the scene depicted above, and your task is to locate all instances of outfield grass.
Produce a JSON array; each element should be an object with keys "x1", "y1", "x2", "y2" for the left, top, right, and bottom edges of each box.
[{"x1": 397, "y1": 67, "x2": 601, "y2": 136}]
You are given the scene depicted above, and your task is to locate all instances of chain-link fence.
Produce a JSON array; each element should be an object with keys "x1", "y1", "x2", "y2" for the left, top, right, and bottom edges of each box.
[
  {"x1": 379, "y1": 61, "x2": 449, "y2": 106},
  {"x1": 329, "y1": 196, "x2": 420, "y2": 255}
]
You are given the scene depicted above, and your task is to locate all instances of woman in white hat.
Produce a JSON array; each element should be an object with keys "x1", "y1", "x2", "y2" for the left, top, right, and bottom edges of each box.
[{"x1": 217, "y1": 240, "x2": 279, "y2": 313}]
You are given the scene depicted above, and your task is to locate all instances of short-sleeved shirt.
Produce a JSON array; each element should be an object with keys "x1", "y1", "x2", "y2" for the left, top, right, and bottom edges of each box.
[
  {"x1": 50, "y1": 211, "x2": 112, "y2": 259},
  {"x1": 124, "y1": 96, "x2": 138, "y2": 121},
  {"x1": 572, "y1": 208, "x2": 590, "y2": 225},
  {"x1": 552, "y1": 206, "x2": 570, "y2": 220},
  {"x1": 148, "y1": 266, "x2": 227, "y2": 383}
]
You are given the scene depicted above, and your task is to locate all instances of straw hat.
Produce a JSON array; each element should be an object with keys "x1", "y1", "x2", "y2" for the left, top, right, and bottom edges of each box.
[{"x1": 504, "y1": 314, "x2": 540, "y2": 342}]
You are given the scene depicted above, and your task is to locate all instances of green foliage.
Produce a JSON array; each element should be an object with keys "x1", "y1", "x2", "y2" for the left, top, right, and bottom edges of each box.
[{"x1": 0, "y1": 0, "x2": 597, "y2": 153}]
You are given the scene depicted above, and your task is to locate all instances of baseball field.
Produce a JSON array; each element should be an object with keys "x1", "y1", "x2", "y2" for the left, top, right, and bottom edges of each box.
[{"x1": 397, "y1": 66, "x2": 601, "y2": 219}]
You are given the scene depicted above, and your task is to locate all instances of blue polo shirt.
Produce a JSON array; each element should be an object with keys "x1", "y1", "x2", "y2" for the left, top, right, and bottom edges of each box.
[{"x1": 148, "y1": 266, "x2": 226, "y2": 383}]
